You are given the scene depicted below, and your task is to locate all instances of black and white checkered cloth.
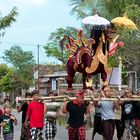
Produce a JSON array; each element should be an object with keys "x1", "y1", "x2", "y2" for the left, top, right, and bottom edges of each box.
[
  {"x1": 45, "y1": 117, "x2": 57, "y2": 140},
  {"x1": 30, "y1": 127, "x2": 43, "y2": 140}
]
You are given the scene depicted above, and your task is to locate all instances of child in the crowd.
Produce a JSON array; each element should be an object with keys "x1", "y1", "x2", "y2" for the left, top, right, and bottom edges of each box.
[{"x1": 0, "y1": 104, "x2": 17, "y2": 140}]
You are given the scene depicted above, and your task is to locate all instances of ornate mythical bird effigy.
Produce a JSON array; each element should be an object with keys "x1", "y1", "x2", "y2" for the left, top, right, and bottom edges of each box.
[{"x1": 66, "y1": 28, "x2": 123, "y2": 90}]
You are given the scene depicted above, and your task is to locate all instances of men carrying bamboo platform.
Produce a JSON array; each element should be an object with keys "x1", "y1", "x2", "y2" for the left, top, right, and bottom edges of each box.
[{"x1": 16, "y1": 88, "x2": 140, "y2": 140}]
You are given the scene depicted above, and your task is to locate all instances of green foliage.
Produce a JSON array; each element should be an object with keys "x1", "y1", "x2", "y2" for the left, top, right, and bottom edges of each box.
[
  {"x1": 0, "y1": 64, "x2": 10, "y2": 79},
  {"x1": 3, "y1": 46, "x2": 35, "y2": 69},
  {"x1": 2, "y1": 46, "x2": 35, "y2": 90},
  {"x1": 0, "y1": 64, "x2": 14, "y2": 92},
  {"x1": 44, "y1": 27, "x2": 78, "y2": 64},
  {"x1": 0, "y1": 6, "x2": 18, "y2": 30},
  {"x1": 124, "y1": 4, "x2": 140, "y2": 27},
  {"x1": 109, "y1": 56, "x2": 119, "y2": 67},
  {"x1": 67, "y1": 0, "x2": 106, "y2": 19}
]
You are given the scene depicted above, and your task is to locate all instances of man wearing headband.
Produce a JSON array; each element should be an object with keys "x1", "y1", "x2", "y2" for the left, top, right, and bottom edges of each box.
[{"x1": 62, "y1": 90, "x2": 93, "y2": 140}]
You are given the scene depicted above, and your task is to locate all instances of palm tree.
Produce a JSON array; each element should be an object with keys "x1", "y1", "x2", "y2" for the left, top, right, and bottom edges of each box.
[{"x1": 67, "y1": 0, "x2": 140, "y2": 19}]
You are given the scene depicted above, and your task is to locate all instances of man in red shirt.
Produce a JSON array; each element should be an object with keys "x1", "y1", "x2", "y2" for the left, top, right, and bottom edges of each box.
[{"x1": 25, "y1": 90, "x2": 46, "y2": 140}]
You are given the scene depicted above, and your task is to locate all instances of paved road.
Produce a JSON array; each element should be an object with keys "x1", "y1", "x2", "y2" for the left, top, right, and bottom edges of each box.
[{"x1": 0, "y1": 110, "x2": 118, "y2": 140}]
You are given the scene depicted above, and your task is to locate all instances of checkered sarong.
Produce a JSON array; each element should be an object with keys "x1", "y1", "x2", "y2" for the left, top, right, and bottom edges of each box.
[
  {"x1": 30, "y1": 127, "x2": 43, "y2": 140},
  {"x1": 68, "y1": 126, "x2": 86, "y2": 140},
  {"x1": 45, "y1": 117, "x2": 57, "y2": 140}
]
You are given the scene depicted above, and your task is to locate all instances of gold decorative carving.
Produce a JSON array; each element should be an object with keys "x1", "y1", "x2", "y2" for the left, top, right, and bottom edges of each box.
[
  {"x1": 86, "y1": 56, "x2": 99, "y2": 73},
  {"x1": 101, "y1": 80, "x2": 108, "y2": 86},
  {"x1": 86, "y1": 32, "x2": 111, "y2": 74},
  {"x1": 85, "y1": 79, "x2": 93, "y2": 87}
]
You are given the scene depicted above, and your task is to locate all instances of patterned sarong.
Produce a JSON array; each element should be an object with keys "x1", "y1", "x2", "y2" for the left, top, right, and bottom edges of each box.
[
  {"x1": 68, "y1": 126, "x2": 86, "y2": 140},
  {"x1": 121, "y1": 120, "x2": 137, "y2": 140},
  {"x1": 45, "y1": 117, "x2": 57, "y2": 140},
  {"x1": 30, "y1": 127, "x2": 43, "y2": 140}
]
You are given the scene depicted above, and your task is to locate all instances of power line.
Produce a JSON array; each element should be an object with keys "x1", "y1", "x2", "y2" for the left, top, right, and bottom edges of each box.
[
  {"x1": 0, "y1": 41, "x2": 49, "y2": 64},
  {"x1": 0, "y1": 41, "x2": 60, "y2": 64},
  {"x1": 0, "y1": 41, "x2": 45, "y2": 47}
]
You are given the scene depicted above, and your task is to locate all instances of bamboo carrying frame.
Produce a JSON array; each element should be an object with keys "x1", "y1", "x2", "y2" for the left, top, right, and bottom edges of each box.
[{"x1": 18, "y1": 95, "x2": 140, "y2": 102}]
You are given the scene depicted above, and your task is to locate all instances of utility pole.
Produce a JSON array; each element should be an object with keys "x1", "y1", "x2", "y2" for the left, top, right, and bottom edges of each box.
[{"x1": 37, "y1": 44, "x2": 40, "y2": 93}]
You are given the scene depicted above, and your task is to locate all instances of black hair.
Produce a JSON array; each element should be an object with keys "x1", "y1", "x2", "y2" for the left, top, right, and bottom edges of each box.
[
  {"x1": 48, "y1": 91, "x2": 53, "y2": 96},
  {"x1": 90, "y1": 28, "x2": 109, "y2": 55},
  {"x1": 4, "y1": 98, "x2": 10, "y2": 103},
  {"x1": 25, "y1": 92, "x2": 31, "y2": 98},
  {"x1": 31, "y1": 90, "x2": 39, "y2": 96},
  {"x1": 124, "y1": 88, "x2": 134, "y2": 95}
]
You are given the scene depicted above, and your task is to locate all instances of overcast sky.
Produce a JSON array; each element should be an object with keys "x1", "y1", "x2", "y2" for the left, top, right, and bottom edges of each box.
[{"x1": 0, "y1": 0, "x2": 81, "y2": 64}]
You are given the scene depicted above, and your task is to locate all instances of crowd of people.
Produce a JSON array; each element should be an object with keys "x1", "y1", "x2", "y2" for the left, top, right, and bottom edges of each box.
[
  {"x1": 92, "y1": 87, "x2": 140, "y2": 140},
  {"x1": 0, "y1": 87, "x2": 140, "y2": 140}
]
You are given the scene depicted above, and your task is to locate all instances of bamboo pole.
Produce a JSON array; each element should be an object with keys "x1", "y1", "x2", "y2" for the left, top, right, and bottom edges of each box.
[{"x1": 18, "y1": 95, "x2": 140, "y2": 102}]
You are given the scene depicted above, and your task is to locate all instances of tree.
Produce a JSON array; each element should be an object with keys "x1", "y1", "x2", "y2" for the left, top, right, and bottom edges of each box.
[
  {"x1": 0, "y1": 7, "x2": 18, "y2": 37},
  {"x1": 0, "y1": 64, "x2": 14, "y2": 93},
  {"x1": 2, "y1": 46, "x2": 35, "y2": 92},
  {"x1": 44, "y1": 27, "x2": 78, "y2": 64},
  {"x1": 67, "y1": 0, "x2": 140, "y2": 19}
]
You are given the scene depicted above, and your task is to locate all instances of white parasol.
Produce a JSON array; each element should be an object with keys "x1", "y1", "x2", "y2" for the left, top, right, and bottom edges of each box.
[{"x1": 82, "y1": 14, "x2": 110, "y2": 26}]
